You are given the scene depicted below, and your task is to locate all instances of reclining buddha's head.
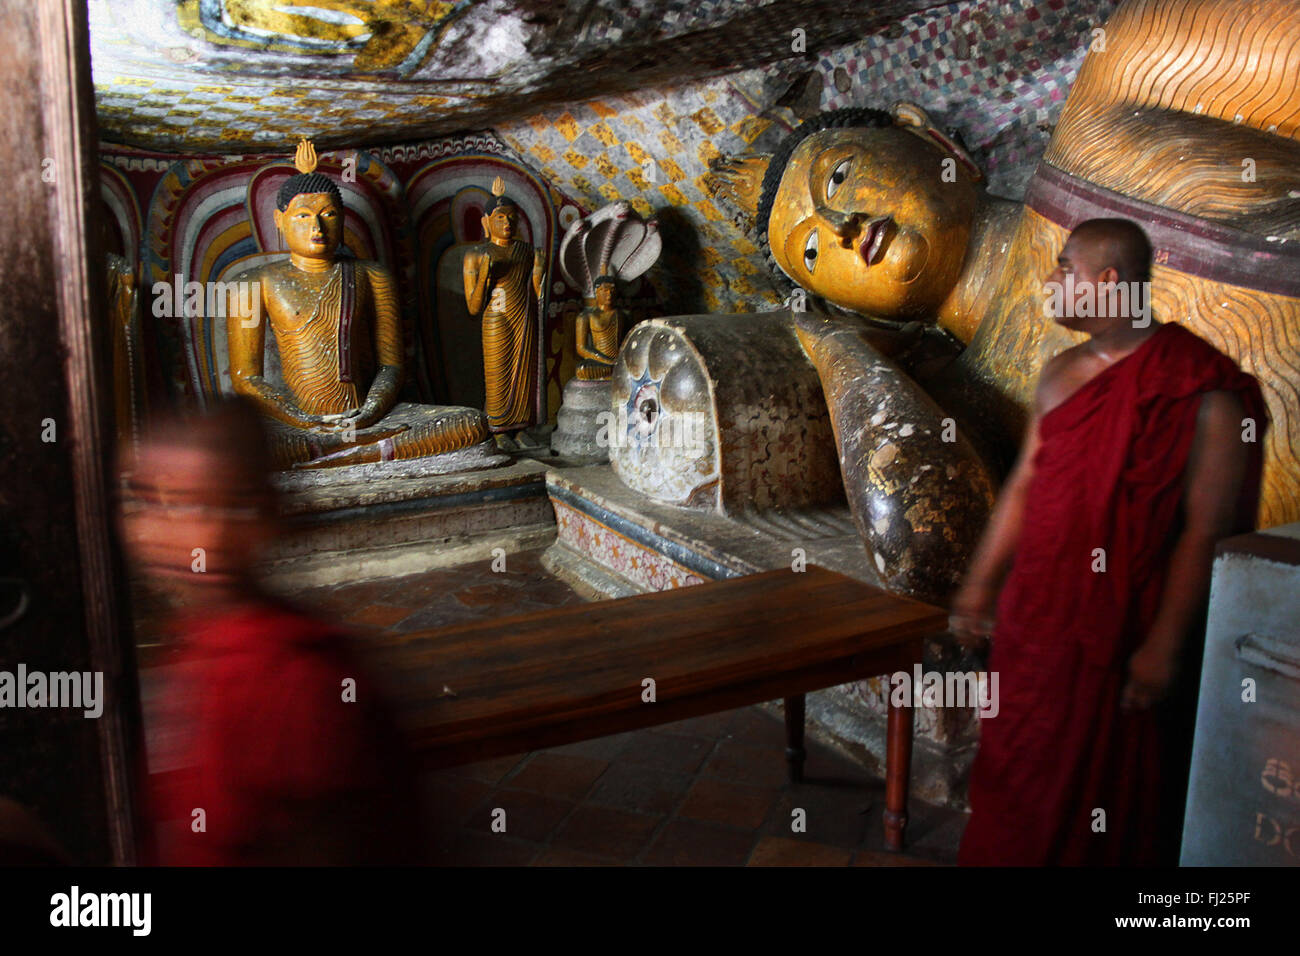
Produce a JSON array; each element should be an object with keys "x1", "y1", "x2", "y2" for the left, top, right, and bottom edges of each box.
[{"x1": 711, "y1": 103, "x2": 983, "y2": 320}]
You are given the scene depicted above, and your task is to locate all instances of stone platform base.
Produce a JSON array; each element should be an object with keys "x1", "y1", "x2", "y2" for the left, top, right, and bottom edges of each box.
[
  {"x1": 551, "y1": 378, "x2": 611, "y2": 462},
  {"x1": 541, "y1": 464, "x2": 976, "y2": 808},
  {"x1": 261, "y1": 459, "x2": 556, "y2": 590}
]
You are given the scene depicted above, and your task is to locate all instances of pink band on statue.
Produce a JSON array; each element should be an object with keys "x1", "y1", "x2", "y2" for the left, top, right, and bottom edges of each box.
[{"x1": 379, "y1": 437, "x2": 395, "y2": 462}]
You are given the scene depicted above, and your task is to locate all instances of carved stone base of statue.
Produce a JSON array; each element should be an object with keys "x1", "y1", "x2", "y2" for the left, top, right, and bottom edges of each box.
[{"x1": 551, "y1": 377, "x2": 612, "y2": 462}]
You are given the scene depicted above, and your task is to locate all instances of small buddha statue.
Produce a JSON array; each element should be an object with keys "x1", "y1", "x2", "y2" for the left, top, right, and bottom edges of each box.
[
  {"x1": 462, "y1": 177, "x2": 546, "y2": 452},
  {"x1": 227, "y1": 139, "x2": 492, "y2": 470},
  {"x1": 573, "y1": 275, "x2": 625, "y2": 381},
  {"x1": 551, "y1": 201, "x2": 661, "y2": 461}
]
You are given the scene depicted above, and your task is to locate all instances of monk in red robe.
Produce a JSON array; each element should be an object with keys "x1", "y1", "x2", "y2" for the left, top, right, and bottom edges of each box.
[
  {"x1": 950, "y1": 219, "x2": 1267, "y2": 866},
  {"x1": 120, "y1": 399, "x2": 424, "y2": 865}
]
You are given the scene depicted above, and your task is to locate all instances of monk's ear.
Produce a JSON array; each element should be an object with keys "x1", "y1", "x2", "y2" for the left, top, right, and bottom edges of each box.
[
  {"x1": 892, "y1": 101, "x2": 983, "y2": 182},
  {"x1": 480, "y1": 213, "x2": 491, "y2": 236},
  {"x1": 273, "y1": 207, "x2": 285, "y2": 233}
]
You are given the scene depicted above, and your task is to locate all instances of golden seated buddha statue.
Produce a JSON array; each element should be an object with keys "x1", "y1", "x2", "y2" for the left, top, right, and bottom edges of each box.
[{"x1": 226, "y1": 140, "x2": 491, "y2": 469}]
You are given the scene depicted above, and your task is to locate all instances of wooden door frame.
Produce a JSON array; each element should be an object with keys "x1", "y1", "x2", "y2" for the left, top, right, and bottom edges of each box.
[{"x1": 35, "y1": 0, "x2": 140, "y2": 864}]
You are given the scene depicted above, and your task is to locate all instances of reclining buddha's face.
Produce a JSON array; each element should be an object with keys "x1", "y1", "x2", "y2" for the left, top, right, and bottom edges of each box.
[{"x1": 767, "y1": 125, "x2": 979, "y2": 319}]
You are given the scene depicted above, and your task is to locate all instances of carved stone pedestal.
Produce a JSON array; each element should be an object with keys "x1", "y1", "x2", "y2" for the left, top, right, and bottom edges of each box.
[{"x1": 551, "y1": 377, "x2": 612, "y2": 462}]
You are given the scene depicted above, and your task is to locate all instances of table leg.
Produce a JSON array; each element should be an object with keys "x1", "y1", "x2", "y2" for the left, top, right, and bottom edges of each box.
[
  {"x1": 784, "y1": 694, "x2": 806, "y2": 784},
  {"x1": 884, "y1": 694, "x2": 914, "y2": 852}
]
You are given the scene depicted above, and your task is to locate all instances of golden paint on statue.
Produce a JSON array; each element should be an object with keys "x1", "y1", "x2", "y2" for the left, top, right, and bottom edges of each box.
[
  {"x1": 574, "y1": 277, "x2": 624, "y2": 381},
  {"x1": 463, "y1": 176, "x2": 545, "y2": 449},
  {"x1": 227, "y1": 138, "x2": 490, "y2": 469}
]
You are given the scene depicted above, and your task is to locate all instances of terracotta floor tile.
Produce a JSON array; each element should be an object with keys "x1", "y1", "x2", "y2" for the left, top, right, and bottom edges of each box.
[
  {"x1": 642, "y1": 819, "x2": 756, "y2": 867},
  {"x1": 420, "y1": 773, "x2": 493, "y2": 832},
  {"x1": 444, "y1": 754, "x2": 528, "y2": 786},
  {"x1": 701, "y1": 738, "x2": 792, "y2": 788},
  {"x1": 762, "y1": 787, "x2": 874, "y2": 848},
  {"x1": 548, "y1": 732, "x2": 636, "y2": 762},
  {"x1": 725, "y1": 706, "x2": 788, "y2": 749},
  {"x1": 585, "y1": 760, "x2": 693, "y2": 816},
  {"x1": 506, "y1": 752, "x2": 609, "y2": 801},
  {"x1": 619, "y1": 729, "x2": 715, "y2": 775},
  {"x1": 748, "y1": 836, "x2": 852, "y2": 866},
  {"x1": 654, "y1": 712, "x2": 734, "y2": 738},
  {"x1": 800, "y1": 742, "x2": 878, "y2": 788},
  {"x1": 550, "y1": 805, "x2": 662, "y2": 858},
  {"x1": 460, "y1": 788, "x2": 575, "y2": 843},
  {"x1": 677, "y1": 776, "x2": 777, "y2": 831}
]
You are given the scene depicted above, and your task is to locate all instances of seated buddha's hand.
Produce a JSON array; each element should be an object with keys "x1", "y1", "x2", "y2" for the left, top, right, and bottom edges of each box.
[{"x1": 318, "y1": 409, "x2": 378, "y2": 431}]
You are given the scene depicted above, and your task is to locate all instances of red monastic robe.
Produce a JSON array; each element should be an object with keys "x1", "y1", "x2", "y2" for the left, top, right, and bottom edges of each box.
[
  {"x1": 149, "y1": 600, "x2": 423, "y2": 865},
  {"x1": 959, "y1": 322, "x2": 1266, "y2": 866}
]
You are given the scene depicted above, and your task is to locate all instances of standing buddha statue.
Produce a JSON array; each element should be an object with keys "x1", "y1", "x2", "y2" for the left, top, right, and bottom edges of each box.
[
  {"x1": 462, "y1": 177, "x2": 546, "y2": 451},
  {"x1": 227, "y1": 139, "x2": 492, "y2": 470}
]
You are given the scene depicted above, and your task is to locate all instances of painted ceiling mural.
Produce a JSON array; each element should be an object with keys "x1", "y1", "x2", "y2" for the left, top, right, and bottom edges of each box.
[{"x1": 89, "y1": 0, "x2": 950, "y2": 151}]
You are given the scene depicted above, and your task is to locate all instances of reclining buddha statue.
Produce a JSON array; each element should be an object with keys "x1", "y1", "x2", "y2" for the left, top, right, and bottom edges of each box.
[
  {"x1": 227, "y1": 139, "x2": 494, "y2": 470},
  {"x1": 703, "y1": 0, "x2": 1300, "y2": 603}
]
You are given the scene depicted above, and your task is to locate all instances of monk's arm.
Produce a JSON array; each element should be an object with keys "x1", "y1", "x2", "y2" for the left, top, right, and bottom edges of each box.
[
  {"x1": 949, "y1": 365, "x2": 1054, "y2": 638},
  {"x1": 951, "y1": 417, "x2": 1040, "y2": 614},
  {"x1": 355, "y1": 264, "x2": 403, "y2": 428},
  {"x1": 226, "y1": 280, "x2": 322, "y2": 429},
  {"x1": 1123, "y1": 390, "x2": 1249, "y2": 708}
]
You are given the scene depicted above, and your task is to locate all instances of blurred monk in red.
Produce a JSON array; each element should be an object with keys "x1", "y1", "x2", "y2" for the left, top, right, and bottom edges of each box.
[
  {"x1": 120, "y1": 398, "x2": 424, "y2": 865},
  {"x1": 950, "y1": 219, "x2": 1266, "y2": 866}
]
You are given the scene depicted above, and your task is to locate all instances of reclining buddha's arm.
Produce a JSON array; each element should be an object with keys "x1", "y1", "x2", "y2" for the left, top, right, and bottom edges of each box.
[{"x1": 226, "y1": 275, "x2": 322, "y2": 429}]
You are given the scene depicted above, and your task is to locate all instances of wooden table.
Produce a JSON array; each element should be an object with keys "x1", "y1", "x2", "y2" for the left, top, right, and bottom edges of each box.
[{"x1": 368, "y1": 565, "x2": 945, "y2": 851}]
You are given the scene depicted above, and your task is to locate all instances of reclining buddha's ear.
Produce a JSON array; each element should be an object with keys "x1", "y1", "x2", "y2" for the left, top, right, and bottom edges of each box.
[
  {"x1": 892, "y1": 101, "x2": 983, "y2": 182},
  {"x1": 705, "y1": 153, "x2": 772, "y2": 225}
]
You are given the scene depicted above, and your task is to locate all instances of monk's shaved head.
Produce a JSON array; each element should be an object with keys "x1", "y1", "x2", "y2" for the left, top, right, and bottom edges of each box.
[{"x1": 1065, "y1": 218, "x2": 1153, "y2": 284}]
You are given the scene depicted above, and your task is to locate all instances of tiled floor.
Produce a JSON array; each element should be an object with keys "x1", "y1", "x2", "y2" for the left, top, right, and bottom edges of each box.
[{"x1": 143, "y1": 547, "x2": 966, "y2": 865}]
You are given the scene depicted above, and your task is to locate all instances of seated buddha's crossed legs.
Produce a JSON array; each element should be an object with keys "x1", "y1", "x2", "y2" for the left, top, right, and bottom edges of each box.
[{"x1": 267, "y1": 402, "x2": 491, "y2": 470}]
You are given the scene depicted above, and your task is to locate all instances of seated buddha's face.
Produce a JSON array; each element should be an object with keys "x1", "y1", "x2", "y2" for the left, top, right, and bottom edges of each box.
[
  {"x1": 767, "y1": 125, "x2": 979, "y2": 319},
  {"x1": 275, "y1": 192, "x2": 342, "y2": 260}
]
